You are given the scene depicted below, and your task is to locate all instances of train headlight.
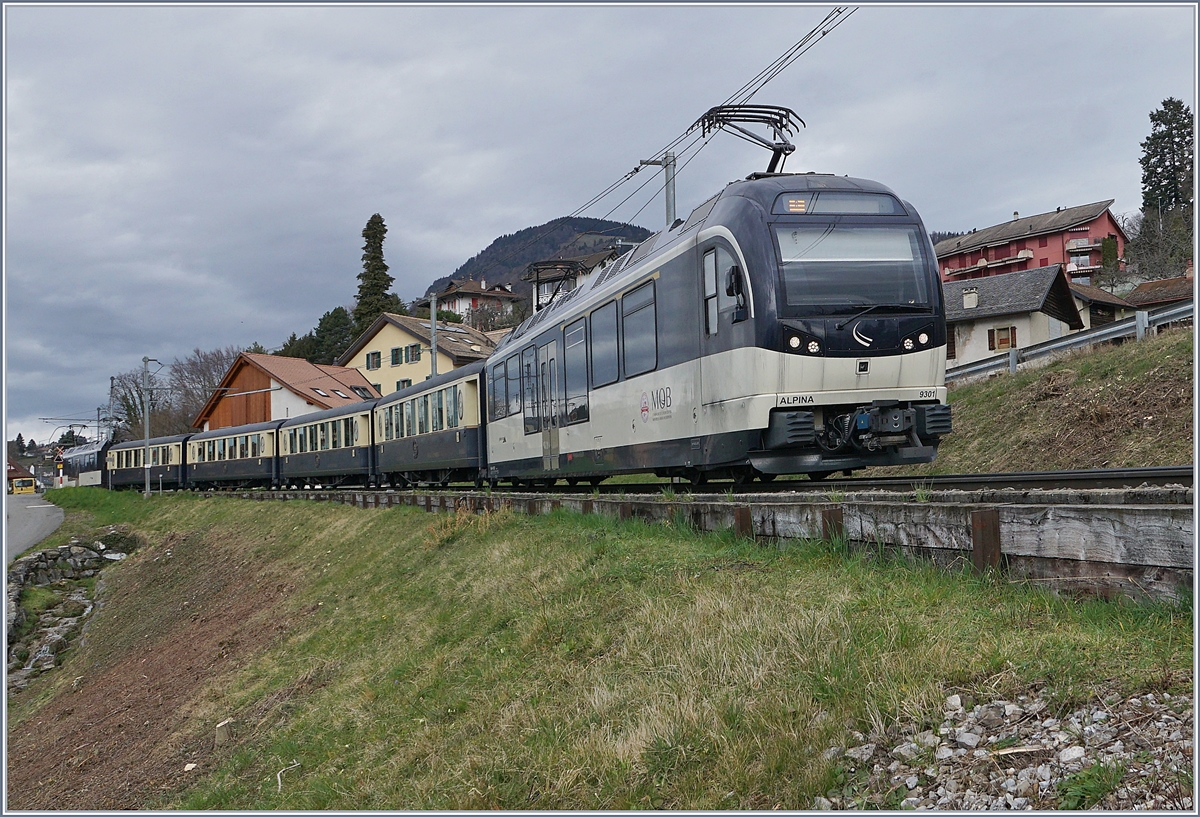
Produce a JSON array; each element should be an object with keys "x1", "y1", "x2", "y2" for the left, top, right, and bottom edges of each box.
[
  {"x1": 788, "y1": 336, "x2": 801, "y2": 349},
  {"x1": 918, "y1": 332, "x2": 929, "y2": 345},
  {"x1": 807, "y1": 340, "x2": 821, "y2": 354},
  {"x1": 903, "y1": 338, "x2": 915, "y2": 351}
]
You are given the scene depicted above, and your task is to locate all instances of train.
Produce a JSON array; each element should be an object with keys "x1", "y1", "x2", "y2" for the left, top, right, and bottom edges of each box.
[{"x1": 61, "y1": 171, "x2": 953, "y2": 492}]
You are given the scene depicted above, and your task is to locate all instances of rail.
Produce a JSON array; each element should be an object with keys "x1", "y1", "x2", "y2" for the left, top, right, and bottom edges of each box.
[{"x1": 946, "y1": 299, "x2": 1192, "y2": 382}]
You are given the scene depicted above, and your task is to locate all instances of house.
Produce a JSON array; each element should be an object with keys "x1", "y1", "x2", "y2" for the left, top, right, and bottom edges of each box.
[
  {"x1": 335, "y1": 312, "x2": 496, "y2": 395},
  {"x1": 935, "y1": 201, "x2": 1128, "y2": 285},
  {"x1": 522, "y1": 249, "x2": 621, "y2": 311},
  {"x1": 192, "y1": 353, "x2": 379, "y2": 432},
  {"x1": 942, "y1": 265, "x2": 1083, "y2": 366},
  {"x1": 413, "y1": 279, "x2": 525, "y2": 324},
  {"x1": 1068, "y1": 283, "x2": 1136, "y2": 329},
  {"x1": 1123, "y1": 261, "x2": 1194, "y2": 309}
]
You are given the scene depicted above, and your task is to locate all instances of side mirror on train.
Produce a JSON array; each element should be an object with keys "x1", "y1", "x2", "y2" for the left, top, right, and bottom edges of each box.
[{"x1": 726, "y1": 265, "x2": 749, "y2": 323}]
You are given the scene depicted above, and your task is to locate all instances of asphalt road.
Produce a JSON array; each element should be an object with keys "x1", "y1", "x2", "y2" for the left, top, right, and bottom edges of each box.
[{"x1": 5, "y1": 493, "x2": 64, "y2": 564}]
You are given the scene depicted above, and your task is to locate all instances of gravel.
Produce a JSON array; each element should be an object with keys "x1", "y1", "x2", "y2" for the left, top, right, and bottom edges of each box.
[{"x1": 819, "y1": 689, "x2": 1193, "y2": 810}]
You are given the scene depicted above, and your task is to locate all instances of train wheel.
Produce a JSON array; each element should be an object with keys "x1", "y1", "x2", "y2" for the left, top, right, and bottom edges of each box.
[
  {"x1": 808, "y1": 470, "x2": 834, "y2": 481},
  {"x1": 731, "y1": 467, "x2": 753, "y2": 486},
  {"x1": 758, "y1": 473, "x2": 777, "y2": 483},
  {"x1": 566, "y1": 478, "x2": 580, "y2": 487},
  {"x1": 687, "y1": 470, "x2": 707, "y2": 487},
  {"x1": 589, "y1": 476, "x2": 606, "y2": 488}
]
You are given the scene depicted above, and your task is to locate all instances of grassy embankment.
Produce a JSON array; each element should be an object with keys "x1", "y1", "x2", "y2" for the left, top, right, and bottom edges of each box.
[
  {"x1": 9, "y1": 483, "x2": 1192, "y2": 810},
  {"x1": 868, "y1": 326, "x2": 1193, "y2": 476}
]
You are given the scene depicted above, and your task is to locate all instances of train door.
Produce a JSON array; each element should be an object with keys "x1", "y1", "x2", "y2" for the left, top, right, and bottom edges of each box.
[
  {"x1": 539, "y1": 339, "x2": 560, "y2": 471},
  {"x1": 699, "y1": 243, "x2": 755, "y2": 405}
]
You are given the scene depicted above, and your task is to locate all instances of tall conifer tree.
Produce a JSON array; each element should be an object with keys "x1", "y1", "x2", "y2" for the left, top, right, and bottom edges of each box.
[{"x1": 353, "y1": 214, "x2": 404, "y2": 335}]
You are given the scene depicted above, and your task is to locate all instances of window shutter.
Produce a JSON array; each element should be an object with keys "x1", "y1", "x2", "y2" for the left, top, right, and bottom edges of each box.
[
  {"x1": 946, "y1": 328, "x2": 956, "y2": 360},
  {"x1": 987, "y1": 329, "x2": 995, "y2": 350},
  {"x1": 1010, "y1": 326, "x2": 1017, "y2": 347}
]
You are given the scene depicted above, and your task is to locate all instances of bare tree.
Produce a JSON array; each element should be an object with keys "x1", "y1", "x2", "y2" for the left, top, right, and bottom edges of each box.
[
  {"x1": 168, "y1": 345, "x2": 242, "y2": 429},
  {"x1": 109, "y1": 368, "x2": 175, "y2": 441}
]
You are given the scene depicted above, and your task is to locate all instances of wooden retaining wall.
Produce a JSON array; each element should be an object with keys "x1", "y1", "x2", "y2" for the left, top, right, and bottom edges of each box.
[{"x1": 238, "y1": 488, "x2": 1194, "y2": 603}]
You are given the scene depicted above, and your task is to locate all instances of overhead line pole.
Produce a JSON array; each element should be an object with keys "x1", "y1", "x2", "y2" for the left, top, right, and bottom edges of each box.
[{"x1": 142, "y1": 356, "x2": 160, "y2": 498}]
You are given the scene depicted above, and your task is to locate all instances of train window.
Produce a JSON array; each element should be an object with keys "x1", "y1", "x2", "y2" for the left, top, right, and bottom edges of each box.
[
  {"x1": 775, "y1": 225, "x2": 931, "y2": 311},
  {"x1": 590, "y1": 301, "x2": 619, "y2": 387},
  {"x1": 207, "y1": 440, "x2": 216, "y2": 461},
  {"x1": 251, "y1": 435, "x2": 260, "y2": 457},
  {"x1": 239, "y1": 436, "x2": 248, "y2": 458},
  {"x1": 383, "y1": 407, "x2": 393, "y2": 441},
  {"x1": 404, "y1": 402, "x2": 415, "y2": 437},
  {"x1": 217, "y1": 439, "x2": 226, "y2": 461},
  {"x1": 505, "y1": 355, "x2": 521, "y2": 416},
  {"x1": 564, "y1": 318, "x2": 589, "y2": 424},
  {"x1": 446, "y1": 387, "x2": 458, "y2": 429},
  {"x1": 622, "y1": 281, "x2": 657, "y2": 377},
  {"x1": 703, "y1": 250, "x2": 719, "y2": 335},
  {"x1": 522, "y1": 346, "x2": 540, "y2": 434},
  {"x1": 298, "y1": 429, "x2": 308, "y2": 454},
  {"x1": 288, "y1": 429, "x2": 297, "y2": 455},
  {"x1": 151, "y1": 448, "x2": 159, "y2": 466},
  {"x1": 418, "y1": 395, "x2": 429, "y2": 434},
  {"x1": 433, "y1": 391, "x2": 444, "y2": 432},
  {"x1": 490, "y1": 363, "x2": 507, "y2": 420},
  {"x1": 317, "y1": 424, "x2": 326, "y2": 450}
]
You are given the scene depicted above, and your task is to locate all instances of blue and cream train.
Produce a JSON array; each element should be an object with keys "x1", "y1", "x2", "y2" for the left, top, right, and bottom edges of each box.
[{"x1": 64, "y1": 172, "x2": 953, "y2": 492}]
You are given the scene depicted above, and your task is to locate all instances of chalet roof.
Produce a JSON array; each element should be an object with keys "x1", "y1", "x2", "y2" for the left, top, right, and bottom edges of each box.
[
  {"x1": 1123, "y1": 275, "x2": 1195, "y2": 308},
  {"x1": 1068, "y1": 283, "x2": 1135, "y2": 309},
  {"x1": 415, "y1": 279, "x2": 524, "y2": 308},
  {"x1": 193, "y1": 353, "x2": 378, "y2": 429},
  {"x1": 7, "y1": 459, "x2": 34, "y2": 480},
  {"x1": 521, "y1": 249, "x2": 620, "y2": 282},
  {"x1": 933, "y1": 200, "x2": 1119, "y2": 259},
  {"x1": 943, "y1": 265, "x2": 1084, "y2": 329},
  {"x1": 335, "y1": 312, "x2": 496, "y2": 368}
]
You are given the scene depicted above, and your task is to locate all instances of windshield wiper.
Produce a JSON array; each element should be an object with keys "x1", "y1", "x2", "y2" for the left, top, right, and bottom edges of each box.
[{"x1": 834, "y1": 303, "x2": 927, "y2": 330}]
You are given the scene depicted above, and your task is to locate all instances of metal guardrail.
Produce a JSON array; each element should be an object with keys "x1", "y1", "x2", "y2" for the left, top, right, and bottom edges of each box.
[{"x1": 946, "y1": 300, "x2": 1193, "y2": 381}]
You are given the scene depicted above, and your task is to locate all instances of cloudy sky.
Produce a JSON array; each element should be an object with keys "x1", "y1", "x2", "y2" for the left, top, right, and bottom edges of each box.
[{"x1": 3, "y1": 3, "x2": 1195, "y2": 445}]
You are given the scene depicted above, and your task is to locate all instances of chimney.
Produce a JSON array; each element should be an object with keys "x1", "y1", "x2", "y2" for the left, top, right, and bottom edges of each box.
[
  {"x1": 480, "y1": 278, "x2": 487, "y2": 290},
  {"x1": 963, "y1": 287, "x2": 978, "y2": 309},
  {"x1": 1013, "y1": 211, "x2": 1019, "y2": 221}
]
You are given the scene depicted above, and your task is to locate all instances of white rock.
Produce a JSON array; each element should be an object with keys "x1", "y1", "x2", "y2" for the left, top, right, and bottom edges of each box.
[
  {"x1": 812, "y1": 796, "x2": 833, "y2": 810},
  {"x1": 1058, "y1": 745, "x2": 1086, "y2": 763},
  {"x1": 935, "y1": 746, "x2": 955, "y2": 761},
  {"x1": 906, "y1": 775, "x2": 920, "y2": 790},
  {"x1": 956, "y1": 730, "x2": 981, "y2": 748},
  {"x1": 844, "y1": 743, "x2": 875, "y2": 763},
  {"x1": 184, "y1": 763, "x2": 197, "y2": 772},
  {"x1": 945, "y1": 694, "x2": 962, "y2": 710}
]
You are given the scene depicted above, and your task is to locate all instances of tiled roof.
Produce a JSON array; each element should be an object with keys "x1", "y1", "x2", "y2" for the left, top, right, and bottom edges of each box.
[
  {"x1": 7, "y1": 459, "x2": 34, "y2": 479},
  {"x1": 193, "y1": 354, "x2": 378, "y2": 427},
  {"x1": 336, "y1": 313, "x2": 496, "y2": 367},
  {"x1": 934, "y1": 200, "x2": 1117, "y2": 259},
  {"x1": 943, "y1": 265, "x2": 1083, "y2": 328},
  {"x1": 417, "y1": 280, "x2": 524, "y2": 307},
  {"x1": 1068, "y1": 283, "x2": 1135, "y2": 309},
  {"x1": 1123, "y1": 275, "x2": 1195, "y2": 307}
]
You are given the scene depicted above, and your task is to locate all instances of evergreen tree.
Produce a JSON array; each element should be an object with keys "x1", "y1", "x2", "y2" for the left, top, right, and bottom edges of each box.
[
  {"x1": 1139, "y1": 97, "x2": 1194, "y2": 214},
  {"x1": 312, "y1": 306, "x2": 355, "y2": 365},
  {"x1": 275, "y1": 332, "x2": 318, "y2": 361},
  {"x1": 1129, "y1": 98, "x2": 1195, "y2": 280},
  {"x1": 15, "y1": 433, "x2": 25, "y2": 455},
  {"x1": 352, "y1": 214, "x2": 405, "y2": 335},
  {"x1": 245, "y1": 341, "x2": 268, "y2": 354}
]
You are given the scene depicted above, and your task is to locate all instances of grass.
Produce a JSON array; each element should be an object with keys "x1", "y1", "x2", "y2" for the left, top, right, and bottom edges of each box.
[
  {"x1": 1056, "y1": 760, "x2": 1127, "y2": 809},
  {"x1": 862, "y1": 327, "x2": 1193, "y2": 477},
  {"x1": 14, "y1": 488, "x2": 1191, "y2": 810}
]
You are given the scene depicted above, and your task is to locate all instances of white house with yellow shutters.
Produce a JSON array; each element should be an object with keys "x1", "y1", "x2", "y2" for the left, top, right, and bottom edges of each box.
[{"x1": 336, "y1": 313, "x2": 497, "y2": 395}]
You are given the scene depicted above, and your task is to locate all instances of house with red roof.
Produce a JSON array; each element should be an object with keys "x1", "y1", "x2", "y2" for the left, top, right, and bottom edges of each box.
[
  {"x1": 1123, "y1": 261, "x2": 1194, "y2": 310},
  {"x1": 192, "y1": 353, "x2": 380, "y2": 431},
  {"x1": 935, "y1": 201, "x2": 1128, "y2": 285}
]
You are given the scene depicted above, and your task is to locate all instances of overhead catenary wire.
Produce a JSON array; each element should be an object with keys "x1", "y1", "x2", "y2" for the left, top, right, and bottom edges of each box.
[{"x1": 427, "y1": 7, "x2": 857, "y2": 293}]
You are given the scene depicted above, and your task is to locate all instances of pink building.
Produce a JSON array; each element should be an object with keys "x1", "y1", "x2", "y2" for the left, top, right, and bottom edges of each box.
[{"x1": 935, "y1": 200, "x2": 1128, "y2": 285}]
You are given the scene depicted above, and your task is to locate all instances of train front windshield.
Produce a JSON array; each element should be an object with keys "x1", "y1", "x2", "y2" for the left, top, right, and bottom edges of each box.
[{"x1": 774, "y1": 223, "x2": 935, "y2": 316}]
